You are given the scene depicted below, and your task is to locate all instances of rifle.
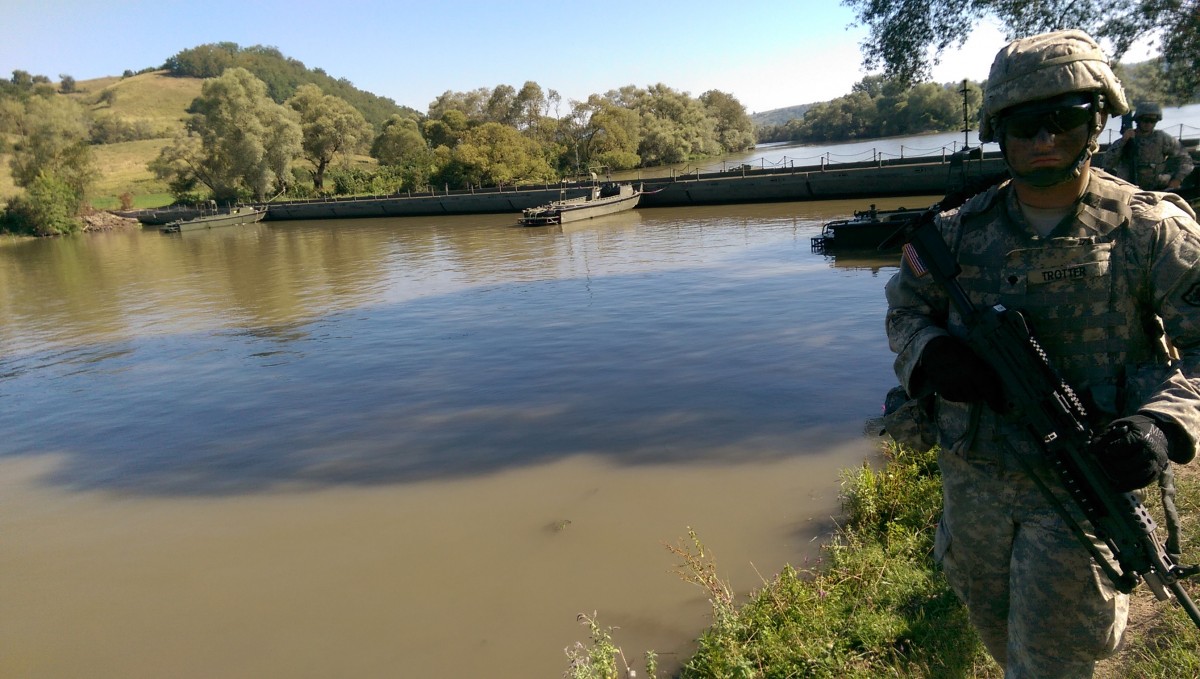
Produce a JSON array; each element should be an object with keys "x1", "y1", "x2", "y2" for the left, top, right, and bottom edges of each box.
[{"x1": 885, "y1": 209, "x2": 1200, "y2": 629}]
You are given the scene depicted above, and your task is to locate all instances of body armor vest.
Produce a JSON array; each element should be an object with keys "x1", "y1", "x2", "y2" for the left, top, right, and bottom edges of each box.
[{"x1": 945, "y1": 180, "x2": 1170, "y2": 421}]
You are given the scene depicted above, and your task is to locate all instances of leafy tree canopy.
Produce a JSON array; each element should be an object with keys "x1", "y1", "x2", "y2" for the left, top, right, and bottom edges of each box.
[
  {"x1": 372, "y1": 114, "x2": 429, "y2": 166},
  {"x1": 446, "y1": 122, "x2": 556, "y2": 187},
  {"x1": 842, "y1": 0, "x2": 1199, "y2": 102},
  {"x1": 152, "y1": 67, "x2": 302, "y2": 202},
  {"x1": 287, "y1": 83, "x2": 374, "y2": 190}
]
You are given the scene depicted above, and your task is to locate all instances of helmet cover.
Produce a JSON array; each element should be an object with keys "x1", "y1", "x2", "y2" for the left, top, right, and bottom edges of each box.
[
  {"x1": 1135, "y1": 101, "x2": 1163, "y2": 121},
  {"x1": 980, "y1": 29, "x2": 1129, "y2": 143}
]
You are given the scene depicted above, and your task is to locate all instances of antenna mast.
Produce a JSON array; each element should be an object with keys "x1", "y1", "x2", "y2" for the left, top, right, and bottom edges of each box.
[{"x1": 960, "y1": 79, "x2": 971, "y2": 150}]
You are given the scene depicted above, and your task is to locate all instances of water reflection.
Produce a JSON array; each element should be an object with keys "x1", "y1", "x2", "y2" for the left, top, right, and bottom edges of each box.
[{"x1": 2, "y1": 261, "x2": 899, "y2": 494}]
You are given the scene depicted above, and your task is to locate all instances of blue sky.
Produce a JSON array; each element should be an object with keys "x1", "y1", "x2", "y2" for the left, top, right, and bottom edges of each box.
[{"x1": 0, "y1": 1, "x2": 1048, "y2": 114}]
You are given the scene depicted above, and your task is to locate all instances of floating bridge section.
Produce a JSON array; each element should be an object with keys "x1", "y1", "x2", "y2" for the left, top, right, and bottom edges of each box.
[{"x1": 131, "y1": 139, "x2": 1196, "y2": 225}]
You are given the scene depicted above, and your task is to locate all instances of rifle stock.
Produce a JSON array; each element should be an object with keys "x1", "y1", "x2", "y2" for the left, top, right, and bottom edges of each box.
[{"x1": 897, "y1": 212, "x2": 1200, "y2": 628}]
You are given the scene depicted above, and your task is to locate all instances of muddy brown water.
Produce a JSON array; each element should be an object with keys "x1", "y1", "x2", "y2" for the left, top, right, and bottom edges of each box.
[{"x1": 0, "y1": 199, "x2": 916, "y2": 678}]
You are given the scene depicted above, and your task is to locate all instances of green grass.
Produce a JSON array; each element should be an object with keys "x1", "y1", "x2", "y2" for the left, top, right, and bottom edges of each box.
[
  {"x1": 673, "y1": 444, "x2": 997, "y2": 679},
  {"x1": 567, "y1": 442, "x2": 1200, "y2": 678},
  {"x1": 89, "y1": 192, "x2": 174, "y2": 210},
  {"x1": 1106, "y1": 466, "x2": 1200, "y2": 678}
]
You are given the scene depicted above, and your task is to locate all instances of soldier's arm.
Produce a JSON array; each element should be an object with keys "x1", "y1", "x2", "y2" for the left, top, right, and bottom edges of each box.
[
  {"x1": 1139, "y1": 205, "x2": 1200, "y2": 461},
  {"x1": 1164, "y1": 135, "x2": 1195, "y2": 184},
  {"x1": 884, "y1": 248, "x2": 951, "y2": 394},
  {"x1": 1103, "y1": 137, "x2": 1129, "y2": 169}
]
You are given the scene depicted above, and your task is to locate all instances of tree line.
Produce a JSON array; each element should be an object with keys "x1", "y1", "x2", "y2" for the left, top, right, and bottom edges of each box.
[
  {"x1": 1, "y1": 23, "x2": 1194, "y2": 236},
  {"x1": 0, "y1": 43, "x2": 758, "y2": 235},
  {"x1": 756, "y1": 56, "x2": 1184, "y2": 146},
  {"x1": 756, "y1": 77, "x2": 981, "y2": 144}
]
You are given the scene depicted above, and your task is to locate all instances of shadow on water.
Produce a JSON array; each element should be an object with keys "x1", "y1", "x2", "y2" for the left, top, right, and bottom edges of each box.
[{"x1": 0, "y1": 256, "x2": 898, "y2": 496}]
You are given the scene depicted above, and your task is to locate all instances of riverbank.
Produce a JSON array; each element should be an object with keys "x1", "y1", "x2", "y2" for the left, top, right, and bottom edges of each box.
[{"x1": 570, "y1": 443, "x2": 1200, "y2": 678}]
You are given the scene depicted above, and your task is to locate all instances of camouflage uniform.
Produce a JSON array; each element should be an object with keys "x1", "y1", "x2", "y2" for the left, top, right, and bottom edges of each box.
[
  {"x1": 1104, "y1": 128, "x2": 1196, "y2": 191},
  {"x1": 886, "y1": 168, "x2": 1200, "y2": 676}
]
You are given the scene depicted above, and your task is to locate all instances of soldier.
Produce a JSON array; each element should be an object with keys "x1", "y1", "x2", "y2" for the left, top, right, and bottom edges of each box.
[
  {"x1": 1104, "y1": 101, "x2": 1195, "y2": 191},
  {"x1": 884, "y1": 30, "x2": 1200, "y2": 677}
]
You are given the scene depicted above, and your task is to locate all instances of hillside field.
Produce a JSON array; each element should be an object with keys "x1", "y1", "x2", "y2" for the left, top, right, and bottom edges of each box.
[{"x1": 2, "y1": 71, "x2": 201, "y2": 207}]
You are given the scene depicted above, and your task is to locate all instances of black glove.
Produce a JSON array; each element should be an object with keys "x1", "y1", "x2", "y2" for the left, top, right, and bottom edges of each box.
[
  {"x1": 918, "y1": 335, "x2": 1006, "y2": 412},
  {"x1": 1088, "y1": 414, "x2": 1171, "y2": 492}
]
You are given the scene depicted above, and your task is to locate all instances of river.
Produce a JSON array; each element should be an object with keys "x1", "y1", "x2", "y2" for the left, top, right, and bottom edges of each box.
[
  {"x1": 2, "y1": 198, "x2": 917, "y2": 677},
  {"x1": 8, "y1": 99, "x2": 1200, "y2": 677}
]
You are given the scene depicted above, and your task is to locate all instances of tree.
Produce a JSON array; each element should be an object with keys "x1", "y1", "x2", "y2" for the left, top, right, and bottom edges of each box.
[
  {"x1": 699, "y1": 90, "x2": 756, "y2": 152},
  {"x1": 3, "y1": 95, "x2": 96, "y2": 235},
  {"x1": 372, "y1": 115, "x2": 428, "y2": 165},
  {"x1": 164, "y1": 43, "x2": 414, "y2": 129},
  {"x1": 769, "y1": 76, "x2": 981, "y2": 144},
  {"x1": 423, "y1": 109, "x2": 470, "y2": 149},
  {"x1": 151, "y1": 67, "x2": 302, "y2": 202},
  {"x1": 512, "y1": 81, "x2": 547, "y2": 134},
  {"x1": 371, "y1": 114, "x2": 436, "y2": 191},
  {"x1": 58, "y1": 74, "x2": 76, "y2": 94},
  {"x1": 9, "y1": 95, "x2": 96, "y2": 203},
  {"x1": 163, "y1": 43, "x2": 238, "y2": 78},
  {"x1": 148, "y1": 132, "x2": 207, "y2": 198},
  {"x1": 799, "y1": 90, "x2": 877, "y2": 142},
  {"x1": 2, "y1": 173, "x2": 80, "y2": 236},
  {"x1": 632, "y1": 84, "x2": 721, "y2": 165},
  {"x1": 567, "y1": 96, "x2": 641, "y2": 172},
  {"x1": 427, "y1": 87, "x2": 490, "y2": 121},
  {"x1": 287, "y1": 84, "x2": 374, "y2": 191},
  {"x1": 842, "y1": 0, "x2": 1200, "y2": 101},
  {"x1": 485, "y1": 84, "x2": 517, "y2": 125},
  {"x1": 10, "y1": 70, "x2": 33, "y2": 89},
  {"x1": 448, "y1": 122, "x2": 556, "y2": 187}
]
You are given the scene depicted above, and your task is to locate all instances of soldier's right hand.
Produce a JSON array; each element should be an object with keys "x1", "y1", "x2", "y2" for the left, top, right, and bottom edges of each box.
[{"x1": 918, "y1": 335, "x2": 1007, "y2": 412}]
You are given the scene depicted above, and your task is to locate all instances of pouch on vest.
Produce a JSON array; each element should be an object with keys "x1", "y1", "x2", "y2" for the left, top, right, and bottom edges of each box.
[{"x1": 881, "y1": 385, "x2": 937, "y2": 451}]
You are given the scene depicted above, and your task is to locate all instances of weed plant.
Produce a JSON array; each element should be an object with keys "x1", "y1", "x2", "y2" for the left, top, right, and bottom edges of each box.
[{"x1": 563, "y1": 612, "x2": 658, "y2": 679}]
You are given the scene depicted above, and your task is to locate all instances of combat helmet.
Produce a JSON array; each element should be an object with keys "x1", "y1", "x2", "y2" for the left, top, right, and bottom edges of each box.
[
  {"x1": 979, "y1": 29, "x2": 1129, "y2": 143},
  {"x1": 1135, "y1": 101, "x2": 1163, "y2": 122}
]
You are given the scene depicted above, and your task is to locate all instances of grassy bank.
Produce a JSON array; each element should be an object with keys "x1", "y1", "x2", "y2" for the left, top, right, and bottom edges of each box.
[{"x1": 569, "y1": 442, "x2": 1200, "y2": 678}]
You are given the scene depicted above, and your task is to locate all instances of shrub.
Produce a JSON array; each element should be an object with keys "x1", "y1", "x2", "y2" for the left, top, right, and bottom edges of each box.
[{"x1": 1, "y1": 174, "x2": 82, "y2": 236}]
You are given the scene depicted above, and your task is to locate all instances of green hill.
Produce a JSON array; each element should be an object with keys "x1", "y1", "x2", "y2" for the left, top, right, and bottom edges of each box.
[
  {"x1": 0, "y1": 72, "x2": 203, "y2": 205},
  {"x1": 751, "y1": 104, "x2": 813, "y2": 128},
  {"x1": 70, "y1": 70, "x2": 199, "y2": 136},
  {"x1": 2, "y1": 43, "x2": 419, "y2": 208}
]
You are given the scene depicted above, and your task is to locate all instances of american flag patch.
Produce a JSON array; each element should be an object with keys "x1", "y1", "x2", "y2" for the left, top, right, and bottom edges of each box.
[{"x1": 902, "y1": 243, "x2": 928, "y2": 278}]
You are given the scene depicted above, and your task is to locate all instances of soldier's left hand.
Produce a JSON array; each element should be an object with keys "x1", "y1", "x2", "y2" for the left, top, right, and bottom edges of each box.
[{"x1": 1087, "y1": 414, "x2": 1171, "y2": 492}]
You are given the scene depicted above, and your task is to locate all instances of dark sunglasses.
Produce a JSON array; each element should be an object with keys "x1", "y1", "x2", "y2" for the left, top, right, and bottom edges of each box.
[{"x1": 1003, "y1": 103, "x2": 1093, "y2": 139}]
